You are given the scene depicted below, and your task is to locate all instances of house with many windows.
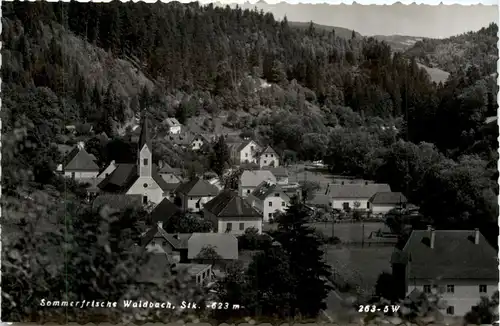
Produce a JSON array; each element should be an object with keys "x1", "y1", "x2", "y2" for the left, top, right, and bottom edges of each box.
[
  {"x1": 246, "y1": 180, "x2": 291, "y2": 222},
  {"x1": 175, "y1": 177, "x2": 220, "y2": 212},
  {"x1": 391, "y1": 227, "x2": 498, "y2": 317},
  {"x1": 97, "y1": 116, "x2": 174, "y2": 205},
  {"x1": 203, "y1": 190, "x2": 262, "y2": 235}
]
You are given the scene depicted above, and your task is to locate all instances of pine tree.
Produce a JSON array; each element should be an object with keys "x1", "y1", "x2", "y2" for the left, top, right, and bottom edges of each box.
[{"x1": 274, "y1": 198, "x2": 332, "y2": 318}]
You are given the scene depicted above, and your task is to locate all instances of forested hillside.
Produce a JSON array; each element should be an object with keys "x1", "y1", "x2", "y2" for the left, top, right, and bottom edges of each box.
[
  {"x1": 1, "y1": 1, "x2": 499, "y2": 322},
  {"x1": 405, "y1": 23, "x2": 498, "y2": 75}
]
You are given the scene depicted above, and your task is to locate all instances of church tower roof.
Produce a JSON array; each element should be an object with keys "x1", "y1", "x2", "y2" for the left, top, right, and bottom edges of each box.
[{"x1": 138, "y1": 113, "x2": 152, "y2": 151}]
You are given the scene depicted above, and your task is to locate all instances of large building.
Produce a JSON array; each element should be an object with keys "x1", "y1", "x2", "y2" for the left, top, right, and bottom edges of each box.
[
  {"x1": 325, "y1": 182, "x2": 391, "y2": 211},
  {"x1": 97, "y1": 115, "x2": 173, "y2": 205},
  {"x1": 391, "y1": 227, "x2": 498, "y2": 317}
]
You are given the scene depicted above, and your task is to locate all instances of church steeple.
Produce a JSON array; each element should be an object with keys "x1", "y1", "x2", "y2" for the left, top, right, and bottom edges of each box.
[{"x1": 137, "y1": 113, "x2": 152, "y2": 177}]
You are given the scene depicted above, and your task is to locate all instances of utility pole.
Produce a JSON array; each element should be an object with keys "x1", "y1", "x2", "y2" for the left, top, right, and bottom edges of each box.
[{"x1": 361, "y1": 219, "x2": 365, "y2": 248}]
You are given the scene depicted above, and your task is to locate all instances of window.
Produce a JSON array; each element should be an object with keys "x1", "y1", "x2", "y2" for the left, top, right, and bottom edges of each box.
[
  {"x1": 446, "y1": 285, "x2": 454, "y2": 293},
  {"x1": 264, "y1": 160, "x2": 267, "y2": 164},
  {"x1": 143, "y1": 183, "x2": 148, "y2": 188},
  {"x1": 367, "y1": 202, "x2": 370, "y2": 209},
  {"x1": 226, "y1": 223, "x2": 233, "y2": 231},
  {"x1": 342, "y1": 202, "x2": 350, "y2": 210},
  {"x1": 71, "y1": 172, "x2": 75, "y2": 179},
  {"x1": 423, "y1": 285, "x2": 431, "y2": 293},
  {"x1": 247, "y1": 189, "x2": 251, "y2": 194},
  {"x1": 245, "y1": 153, "x2": 248, "y2": 157},
  {"x1": 195, "y1": 202, "x2": 200, "y2": 208},
  {"x1": 251, "y1": 146, "x2": 254, "y2": 150},
  {"x1": 143, "y1": 158, "x2": 148, "y2": 166},
  {"x1": 282, "y1": 201, "x2": 286, "y2": 207},
  {"x1": 271, "y1": 154, "x2": 274, "y2": 157},
  {"x1": 446, "y1": 306, "x2": 454, "y2": 315},
  {"x1": 239, "y1": 223, "x2": 245, "y2": 231},
  {"x1": 480, "y1": 285, "x2": 487, "y2": 293},
  {"x1": 269, "y1": 201, "x2": 272, "y2": 207},
  {"x1": 268, "y1": 213, "x2": 273, "y2": 218},
  {"x1": 143, "y1": 196, "x2": 148, "y2": 204},
  {"x1": 275, "y1": 193, "x2": 280, "y2": 197},
  {"x1": 265, "y1": 154, "x2": 268, "y2": 157}
]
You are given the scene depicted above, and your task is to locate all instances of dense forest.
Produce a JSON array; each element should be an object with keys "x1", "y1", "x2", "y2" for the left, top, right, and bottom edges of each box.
[{"x1": 1, "y1": 1, "x2": 498, "y2": 323}]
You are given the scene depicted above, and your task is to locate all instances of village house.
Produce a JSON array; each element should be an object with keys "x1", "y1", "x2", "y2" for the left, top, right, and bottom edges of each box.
[
  {"x1": 262, "y1": 166, "x2": 289, "y2": 185},
  {"x1": 190, "y1": 134, "x2": 209, "y2": 151},
  {"x1": 238, "y1": 170, "x2": 276, "y2": 198},
  {"x1": 175, "y1": 177, "x2": 220, "y2": 212},
  {"x1": 246, "y1": 180, "x2": 291, "y2": 222},
  {"x1": 391, "y1": 227, "x2": 498, "y2": 317},
  {"x1": 165, "y1": 117, "x2": 182, "y2": 134},
  {"x1": 57, "y1": 141, "x2": 100, "y2": 180},
  {"x1": 228, "y1": 140, "x2": 261, "y2": 164},
  {"x1": 203, "y1": 190, "x2": 263, "y2": 235},
  {"x1": 141, "y1": 225, "x2": 191, "y2": 263},
  {"x1": 157, "y1": 162, "x2": 183, "y2": 184},
  {"x1": 259, "y1": 146, "x2": 280, "y2": 168},
  {"x1": 325, "y1": 182, "x2": 391, "y2": 211},
  {"x1": 150, "y1": 198, "x2": 181, "y2": 228},
  {"x1": 368, "y1": 192, "x2": 408, "y2": 215},
  {"x1": 188, "y1": 233, "x2": 238, "y2": 271},
  {"x1": 97, "y1": 116, "x2": 174, "y2": 205}
]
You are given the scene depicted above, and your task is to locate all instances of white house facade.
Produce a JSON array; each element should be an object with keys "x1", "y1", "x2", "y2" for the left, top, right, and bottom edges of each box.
[
  {"x1": 247, "y1": 181, "x2": 291, "y2": 222},
  {"x1": 175, "y1": 178, "x2": 220, "y2": 212},
  {"x1": 165, "y1": 118, "x2": 182, "y2": 134},
  {"x1": 326, "y1": 183, "x2": 391, "y2": 211},
  {"x1": 238, "y1": 170, "x2": 276, "y2": 198},
  {"x1": 228, "y1": 140, "x2": 261, "y2": 164},
  {"x1": 259, "y1": 146, "x2": 280, "y2": 168}
]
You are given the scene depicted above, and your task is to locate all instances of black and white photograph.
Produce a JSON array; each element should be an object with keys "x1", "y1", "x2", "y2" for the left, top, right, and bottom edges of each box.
[{"x1": 1, "y1": 0, "x2": 498, "y2": 324}]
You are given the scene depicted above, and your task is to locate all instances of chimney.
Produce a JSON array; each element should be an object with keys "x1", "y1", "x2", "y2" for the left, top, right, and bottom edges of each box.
[
  {"x1": 474, "y1": 228, "x2": 480, "y2": 244},
  {"x1": 157, "y1": 221, "x2": 163, "y2": 230},
  {"x1": 77, "y1": 141, "x2": 85, "y2": 150},
  {"x1": 430, "y1": 228, "x2": 435, "y2": 249}
]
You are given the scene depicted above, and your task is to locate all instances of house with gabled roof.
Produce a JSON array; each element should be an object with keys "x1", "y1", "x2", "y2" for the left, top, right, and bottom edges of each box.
[
  {"x1": 369, "y1": 192, "x2": 408, "y2": 215},
  {"x1": 57, "y1": 142, "x2": 100, "y2": 180},
  {"x1": 246, "y1": 180, "x2": 292, "y2": 222},
  {"x1": 391, "y1": 227, "x2": 498, "y2": 317},
  {"x1": 326, "y1": 182, "x2": 391, "y2": 212},
  {"x1": 238, "y1": 170, "x2": 276, "y2": 198},
  {"x1": 175, "y1": 177, "x2": 220, "y2": 212},
  {"x1": 227, "y1": 140, "x2": 261, "y2": 165},
  {"x1": 259, "y1": 146, "x2": 280, "y2": 168},
  {"x1": 203, "y1": 190, "x2": 263, "y2": 235},
  {"x1": 262, "y1": 166, "x2": 289, "y2": 185},
  {"x1": 97, "y1": 115, "x2": 175, "y2": 205},
  {"x1": 165, "y1": 117, "x2": 182, "y2": 134},
  {"x1": 150, "y1": 198, "x2": 181, "y2": 227},
  {"x1": 158, "y1": 161, "x2": 183, "y2": 184}
]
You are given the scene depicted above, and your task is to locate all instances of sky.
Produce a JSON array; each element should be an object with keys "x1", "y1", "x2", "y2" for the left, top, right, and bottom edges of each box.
[{"x1": 200, "y1": 0, "x2": 499, "y2": 37}]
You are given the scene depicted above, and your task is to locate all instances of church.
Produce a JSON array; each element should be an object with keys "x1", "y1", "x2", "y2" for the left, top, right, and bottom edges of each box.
[{"x1": 97, "y1": 115, "x2": 173, "y2": 205}]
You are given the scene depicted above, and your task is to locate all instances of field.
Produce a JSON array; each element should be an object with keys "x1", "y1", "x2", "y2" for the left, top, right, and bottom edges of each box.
[
  {"x1": 325, "y1": 246, "x2": 394, "y2": 295},
  {"x1": 263, "y1": 222, "x2": 386, "y2": 244},
  {"x1": 417, "y1": 63, "x2": 450, "y2": 84}
]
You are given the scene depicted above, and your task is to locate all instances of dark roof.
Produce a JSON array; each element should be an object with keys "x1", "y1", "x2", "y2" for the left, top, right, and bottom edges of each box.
[
  {"x1": 326, "y1": 183, "x2": 391, "y2": 199},
  {"x1": 166, "y1": 133, "x2": 193, "y2": 146},
  {"x1": 262, "y1": 166, "x2": 288, "y2": 177},
  {"x1": 150, "y1": 198, "x2": 180, "y2": 224},
  {"x1": 176, "y1": 178, "x2": 220, "y2": 197},
  {"x1": 188, "y1": 233, "x2": 238, "y2": 260},
  {"x1": 204, "y1": 190, "x2": 261, "y2": 219},
  {"x1": 250, "y1": 181, "x2": 289, "y2": 201},
  {"x1": 63, "y1": 147, "x2": 100, "y2": 171},
  {"x1": 97, "y1": 163, "x2": 175, "y2": 193},
  {"x1": 138, "y1": 115, "x2": 152, "y2": 151},
  {"x1": 369, "y1": 192, "x2": 408, "y2": 204},
  {"x1": 391, "y1": 230, "x2": 498, "y2": 280},
  {"x1": 97, "y1": 163, "x2": 138, "y2": 193},
  {"x1": 92, "y1": 194, "x2": 143, "y2": 211},
  {"x1": 140, "y1": 225, "x2": 192, "y2": 250}
]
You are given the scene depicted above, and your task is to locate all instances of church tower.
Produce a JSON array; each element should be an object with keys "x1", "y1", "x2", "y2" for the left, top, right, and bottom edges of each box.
[{"x1": 137, "y1": 114, "x2": 152, "y2": 177}]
